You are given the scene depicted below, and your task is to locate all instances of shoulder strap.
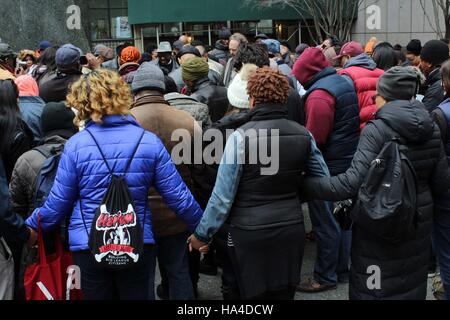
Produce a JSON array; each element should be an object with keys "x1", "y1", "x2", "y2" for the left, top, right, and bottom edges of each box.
[
  {"x1": 85, "y1": 129, "x2": 113, "y2": 175},
  {"x1": 123, "y1": 130, "x2": 146, "y2": 175},
  {"x1": 33, "y1": 145, "x2": 53, "y2": 159},
  {"x1": 85, "y1": 128, "x2": 146, "y2": 176}
]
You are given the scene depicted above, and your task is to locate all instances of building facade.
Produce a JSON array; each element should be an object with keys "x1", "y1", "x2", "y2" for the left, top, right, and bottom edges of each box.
[
  {"x1": 352, "y1": 0, "x2": 447, "y2": 45},
  {"x1": 0, "y1": 0, "x2": 446, "y2": 53}
]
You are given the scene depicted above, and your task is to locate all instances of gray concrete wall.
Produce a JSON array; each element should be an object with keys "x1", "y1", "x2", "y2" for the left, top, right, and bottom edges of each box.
[
  {"x1": 352, "y1": 0, "x2": 446, "y2": 45},
  {"x1": 0, "y1": 0, "x2": 90, "y2": 52}
]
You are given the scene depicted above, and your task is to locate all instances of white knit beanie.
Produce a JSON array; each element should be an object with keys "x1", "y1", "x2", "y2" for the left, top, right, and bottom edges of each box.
[{"x1": 227, "y1": 64, "x2": 258, "y2": 109}]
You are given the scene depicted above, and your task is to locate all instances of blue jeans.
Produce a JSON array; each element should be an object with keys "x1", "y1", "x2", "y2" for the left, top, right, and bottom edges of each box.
[
  {"x1": 308, "y1": 200, "x2": 351, "y2": 285},
  {"x1": 156, "y1": 231, "x2": 194, "y2": 300},
  {"x1": 433, "y1": 209, "x2": 450, "y2": 300}
]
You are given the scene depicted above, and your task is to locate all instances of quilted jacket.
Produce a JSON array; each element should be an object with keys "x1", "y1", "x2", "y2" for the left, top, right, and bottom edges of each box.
[{"x1": 25, "y1": 114, "x2": 203, "y2": 251}]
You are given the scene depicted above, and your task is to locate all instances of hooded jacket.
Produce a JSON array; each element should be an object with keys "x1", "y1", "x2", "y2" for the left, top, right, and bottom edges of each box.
[
  {"x1": 293, "y1": 48, "x2": 360, "y2": 175},
  {"x1": 190, "y1": 77, "x2": 229, "y2": 123},
  {"x1": 420, "y1": 68, "x2": 445, "y2": 112},
  {"x1": 15, "y1": 75, "x2": 45, "y2": 144},
  {"x1": 209, "y1": 41, "x2": 229, "y2": 67},
  {"x1": 25, "y1": 115, "x2": 203, "y2": 251},
  {"x1": 194, "y1": 110, "x2": 252, "y2": 209},
  {"x1": 339, "y1": 53, "x2": 384, "y2": 129},
  {"x1": 305, "y1": 100, "x2": 450, "y2": 300}
]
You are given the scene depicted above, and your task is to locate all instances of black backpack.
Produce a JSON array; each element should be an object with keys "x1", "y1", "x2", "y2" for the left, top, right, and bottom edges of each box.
[
  {"x1": 81, "y1": 129, "x2": 146, "y2": 270},
  {"x1": 351, "y1": 137, "x2": 419, "y2": 244},
  {"x1": 33, "y1": 145, "x2": 63, "y2": 208}
]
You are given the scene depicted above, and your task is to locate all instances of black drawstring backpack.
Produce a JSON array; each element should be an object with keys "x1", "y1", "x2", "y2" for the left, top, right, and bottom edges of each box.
[{"x1": 81, "y1": 129, "x2": 147, "y2": 270}]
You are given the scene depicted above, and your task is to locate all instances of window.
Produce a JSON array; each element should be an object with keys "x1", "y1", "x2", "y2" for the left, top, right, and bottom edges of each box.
[{"x1": 89, "y1": 0, "x2": 131, "y2": 40}]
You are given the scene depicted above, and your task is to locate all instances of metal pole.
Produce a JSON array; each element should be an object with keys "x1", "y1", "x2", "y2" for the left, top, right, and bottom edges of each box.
[
  {"x1": 208, "y1": 24, "x2": 212, "y2": 46},
  {"x1": 156, "y1": 25, "x2": 160, "y2": 45},
  {"x1": 298, "y1": 21, "x2": 302, "y2": 44}
]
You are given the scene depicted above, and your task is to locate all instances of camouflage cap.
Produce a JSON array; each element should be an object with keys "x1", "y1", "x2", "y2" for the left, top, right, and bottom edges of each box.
[{"x1": 0, "y1": 43, "x2": 18, "y2": 58}]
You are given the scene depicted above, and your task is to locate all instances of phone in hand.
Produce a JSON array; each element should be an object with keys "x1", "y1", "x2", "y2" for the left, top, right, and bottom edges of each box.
[{"x1": 79, "y1": 55, "x2": 88, "y2": 65}]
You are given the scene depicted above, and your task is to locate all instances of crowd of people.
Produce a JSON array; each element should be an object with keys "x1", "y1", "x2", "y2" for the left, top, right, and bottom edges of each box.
[{"x1": 1, "y1": 28, "x2": 450, "y2": 301}]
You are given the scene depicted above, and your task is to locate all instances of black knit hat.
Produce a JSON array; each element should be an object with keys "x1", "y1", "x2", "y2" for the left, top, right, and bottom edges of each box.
[
  {"x1": 377, "y1": 66, "x2": 421, "y2": 101},
  {"x1": 176, "y1": 45, "x2": 201, "y2": 60},
  {"x1": 421, "y1": 40, "x2": 449, "y2": 66},
  {"x1": 406, "y1": 39, "x2": 422, "y2": 55},
  {"x1": 280, "y1": 41, "x2": 292, "y2": 52},
  {"x1": 41, "y1": 102, "x2": 78, "y2": 137},
  {"x1": 218, "y1": 28, "x2": 232, "y2": 40}
]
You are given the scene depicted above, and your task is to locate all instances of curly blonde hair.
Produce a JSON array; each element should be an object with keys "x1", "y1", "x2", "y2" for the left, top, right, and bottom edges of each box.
[
  {"x1": 247, "y1": 66, "x2": 290, "y2": 106},
  {"x1": 66, "y1": 69, "x2": 132, "y2": 126}
]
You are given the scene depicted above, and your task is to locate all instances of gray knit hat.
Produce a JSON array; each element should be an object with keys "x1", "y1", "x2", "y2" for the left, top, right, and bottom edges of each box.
[
  {"x1": 132, "y1": 62, "x2": 166, "y2": 93},
  {"x1": 377, "y1": 66, "x2": 420, "y2": 101}
]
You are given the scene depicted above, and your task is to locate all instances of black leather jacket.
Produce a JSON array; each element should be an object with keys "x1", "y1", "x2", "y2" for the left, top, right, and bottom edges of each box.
[{"x1": 191, "y1": 78, "x2": 229, "y2": 123}]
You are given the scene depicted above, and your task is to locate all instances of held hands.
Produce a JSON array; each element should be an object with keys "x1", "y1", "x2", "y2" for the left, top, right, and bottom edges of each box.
[
  {"x1": 27, "y1": 227, "x2": 38, "y2": 249},
  {"x1": 187, "y1": 234, "x2": 209, "y2": 254}
]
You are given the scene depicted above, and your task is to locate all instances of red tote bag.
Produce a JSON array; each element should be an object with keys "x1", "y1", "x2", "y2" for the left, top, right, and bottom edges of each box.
[{"x1": 24, "y1": 216, "x2": 82, "y2": 300}]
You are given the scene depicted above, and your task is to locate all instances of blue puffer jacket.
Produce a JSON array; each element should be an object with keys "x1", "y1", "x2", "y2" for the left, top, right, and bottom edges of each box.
[{"x1": 25, "y1": 115, "x2": 203, "y2": 251}]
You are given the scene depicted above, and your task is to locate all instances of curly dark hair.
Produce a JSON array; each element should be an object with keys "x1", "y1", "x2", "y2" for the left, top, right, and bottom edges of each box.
[
  {"x1": 234, "y1": 43, "x2": 270, "y2": 72},
  {"x1": 247, "y1": 67, "x2": 290, "y2": 106}
]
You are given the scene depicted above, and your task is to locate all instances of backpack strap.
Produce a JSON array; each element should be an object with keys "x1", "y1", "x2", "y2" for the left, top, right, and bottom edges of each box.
[
  {"x1": 85, "y1": 129, "x2": 113, "y2": 176},
  {"x1": 123, "y1": 130, "x2": 146, "y2": 175},
  {"x1": 85, "y1": 128, "x2": 146, "y2": 176},
  {"x1": 79, "y1": 128, "x2": 147, "y2": 238},
  {"x1": 33, "y1": 145, "x2": 53, "y2": 159}
]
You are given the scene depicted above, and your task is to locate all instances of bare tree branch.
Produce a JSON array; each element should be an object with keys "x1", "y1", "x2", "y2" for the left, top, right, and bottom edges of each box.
[
  {"x1": 245, "y1": 0, "x2": 362, "y2": 43},
  {"x1": 419, "y1": 0, "x2": 448, "y2": 39}
]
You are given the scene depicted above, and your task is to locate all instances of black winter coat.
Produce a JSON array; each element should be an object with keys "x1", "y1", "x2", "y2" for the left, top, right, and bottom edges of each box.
[
  {"x1": 209, "y1": 41, "x2": 229, "y2": 66},
  {"x1": 0, "y1": 160, "x2": 29, "y2": 242},
  {"x1": 1, "y1": 120, "x2": 34, "y2": 183},
  {"x1": 193, "y1": 110, "x2": 251, "y2": 209},
  {"x1": 421, "y1": 69, "x2": 445, "y2": 113},
  {"x1": 191, "y1": 78, "x2": 229, "y2": 123},
  {"x1": 305, "y1": 100, "x2": 450, "y2": 300}
]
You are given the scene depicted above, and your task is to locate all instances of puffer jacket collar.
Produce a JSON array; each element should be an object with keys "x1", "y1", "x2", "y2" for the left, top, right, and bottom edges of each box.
[
  {"x1": 215, "y1": 40, "x2": 229, "y2": 51},
  {"x1": 425, "y1": 68, "x2": 441, "y2": 87},
  {"x1": 303, "y1": 67, "x2": 336, "y2": 90},
  {"x1": 375, "y1": 99, "x2": 434, "y2": 143},
  {"x1": 19, "y1": 96, "x2": 44, "y2": 104},
  {"x1": 248, "y1": 103, "x2": 288, "y2": 121},
  {"x1": 85, "y1": 114, "x2": 140, "y2": 129},
  {"x1": 133, "y1": 93, "x2": 169, "y2": 108},
  {"x1": 344, "y1": 53, "x2": 377, "y2": 70},
  {"x1": 193, "y1": 77, "x2": 213, "y2": 92}
]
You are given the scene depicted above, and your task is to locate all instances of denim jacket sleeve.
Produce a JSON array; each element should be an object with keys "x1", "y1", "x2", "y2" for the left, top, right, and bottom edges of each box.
[
  {"x1": 307, "y1": 134, "x2": 330, "y2": 178},
  {"x1": 194, "y1": 131, "x2": 244, "y2": 243}
]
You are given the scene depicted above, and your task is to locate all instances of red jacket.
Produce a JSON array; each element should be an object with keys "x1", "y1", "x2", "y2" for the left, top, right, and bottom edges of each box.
[{"x1": 339, "y1": 66, "x2": 384, "y2": 129}]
